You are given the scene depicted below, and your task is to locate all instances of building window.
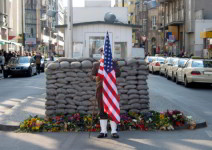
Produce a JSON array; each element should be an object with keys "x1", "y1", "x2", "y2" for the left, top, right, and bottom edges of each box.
[
  {"x1": 73, "y1": 42, "x2": 83, "y2": 58},
  {"x1": 89, "y1": 36, "x2": 105, "y2": 58},
  {"x1": 152, "y1": 16, "x2": 156, "y2": 28},
  {"x1": 114, "y1": 42, "x2": 127, "y2": 58}
]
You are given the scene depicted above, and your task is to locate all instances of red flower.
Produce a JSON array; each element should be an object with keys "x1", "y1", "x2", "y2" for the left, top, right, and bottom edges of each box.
[{"x1": 175, "y1": 121, "x2": 181, "y2": 126}]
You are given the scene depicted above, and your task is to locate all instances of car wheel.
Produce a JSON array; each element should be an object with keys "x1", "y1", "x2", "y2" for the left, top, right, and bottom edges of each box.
[
  {"x1": 27, "y1": 68, "x2": 32, "y2": 77},
  {"x1": 152, "y1": 67, "x2": 155, "y2": 74},
  {"x1": 184, "y1": 77, "x2": 190, "y2": 88},
  {"x1": 166, "y1": 71, "x2": 170, "y2": 80},
  {"x1": 172, "y1": 73, "x2": 175, "y2": 82},
  {"x1": 3, "y1": 72, "x2": 8, "y2": 78},
  {"x1": 159, "y1": 70, "x2": 162, "y2": 76},
  {"x1": 176, "y1": 74, "x2": 179, "y2": 84}
]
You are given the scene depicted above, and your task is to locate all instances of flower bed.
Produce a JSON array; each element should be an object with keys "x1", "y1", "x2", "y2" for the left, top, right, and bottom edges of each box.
[{"x1": 19, "y1": 110, "x2": 196, "y2": 132}]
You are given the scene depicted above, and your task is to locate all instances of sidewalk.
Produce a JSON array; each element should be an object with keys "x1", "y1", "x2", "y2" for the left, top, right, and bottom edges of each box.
[
  {"x1": 0, "y1": 94, "x2": 46, "y2": 131},
  {"x1": 0, "y1": 91, "x2": 206, "y2": 131}
]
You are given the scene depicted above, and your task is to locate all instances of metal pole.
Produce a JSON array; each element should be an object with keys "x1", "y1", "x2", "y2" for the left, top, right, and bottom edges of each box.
[
  {"x1": 65, "y1": 0, "x2": 73, "y2": 58},
  {"x1": 183, "y1": 0, "x2": 186, "y2": 56},
  {"x1": 163, "y1": 3, "x2": 166, "y2": 55},
  {"x1": 22, "y1": 0, "x2": 25, "y2": 56},
  {"x1": 122, "y1": 0, "x2": 124, "y2": 7}
]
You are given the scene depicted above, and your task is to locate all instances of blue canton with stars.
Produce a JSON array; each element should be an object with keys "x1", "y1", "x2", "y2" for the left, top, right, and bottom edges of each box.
[{"x1": 104, "y1": 32, "x2": 113, "y2": 73}]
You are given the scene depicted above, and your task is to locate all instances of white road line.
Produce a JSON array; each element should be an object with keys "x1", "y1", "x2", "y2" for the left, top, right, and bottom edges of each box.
[{"x1": 205, "y1": 130, "x2": 212, "y2": 138}]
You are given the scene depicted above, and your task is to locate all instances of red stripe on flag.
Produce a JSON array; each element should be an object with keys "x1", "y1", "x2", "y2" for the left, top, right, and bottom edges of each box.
[
  {"x1": 103, "y1": 77, "x2": 120, "y2": 112},
  {"x1": 102, "y1": 97, "x2": 120, "y2": 123},
  {"x1": 102, "y1": 88, "x2": 120, "y2": 115}
]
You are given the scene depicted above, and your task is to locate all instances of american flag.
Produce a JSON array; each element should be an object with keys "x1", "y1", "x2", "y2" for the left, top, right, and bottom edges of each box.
[{"x1": 99, "y1": 32, "x2": 120, "y2": 123}]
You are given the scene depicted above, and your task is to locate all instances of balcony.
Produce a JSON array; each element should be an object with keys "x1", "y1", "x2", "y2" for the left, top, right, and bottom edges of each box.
[
  {"x1": 158, "y1": 0, "x2": 173, "y2": 3},
  {"x1": 0, "y1": 13, "x2": 8, "y2": 27}
]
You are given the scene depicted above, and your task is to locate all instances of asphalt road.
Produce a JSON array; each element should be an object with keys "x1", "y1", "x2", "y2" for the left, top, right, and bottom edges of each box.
[
  {"x1": 0, "y1": 73, "x2": 212, "y2": 150},
  {"x1": 0, "y1": 74, "x2": 46, "y2": 115},
  {"x1": 0, "y1": 73, "x2": 46, "y2": 103},
  {"x1": 148, "y1": 74, "x2": 212, "y2": 126}
]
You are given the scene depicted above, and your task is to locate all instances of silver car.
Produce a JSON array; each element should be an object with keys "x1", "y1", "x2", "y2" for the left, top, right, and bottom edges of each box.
[{"x1": 176, "y1": 59, "x2": 212, "y2": 87}]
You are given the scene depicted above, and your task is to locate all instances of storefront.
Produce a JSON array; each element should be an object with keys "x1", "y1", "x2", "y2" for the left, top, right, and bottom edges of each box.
[{"x1": 200, "y1": 28, "x2": 212, "y2": 58}]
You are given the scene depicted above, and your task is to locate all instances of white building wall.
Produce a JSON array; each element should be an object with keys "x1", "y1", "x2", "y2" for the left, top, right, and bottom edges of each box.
[
  {"x1": 85, "y1": 0, "x2": 111, "y2": 7},
  {"x1": 73, "y1": 7, "x2": 128, "y2": 24},
  {"x1": 194, "y1": 20, "x2": 212, "y2": 56},
  {"x1": 73, "y1": 24, "x2": 132, "y2": 58}
]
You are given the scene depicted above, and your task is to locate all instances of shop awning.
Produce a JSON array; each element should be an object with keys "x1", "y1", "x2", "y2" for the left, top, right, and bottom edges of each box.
[
  {"x1": 200, "y1": 31, "x2": 212, "y2": 38},
  {"x1": 0, "y1": 39, "x2": 22, "y2": 46},
  {"x1": 0, "y1": 39, "x2": 11, "y2": 45}
]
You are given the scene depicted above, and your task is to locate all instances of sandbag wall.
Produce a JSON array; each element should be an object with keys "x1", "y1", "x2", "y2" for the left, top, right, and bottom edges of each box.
[{"x1": 45, "y1": 58, "x2": 149, "y2": 116}]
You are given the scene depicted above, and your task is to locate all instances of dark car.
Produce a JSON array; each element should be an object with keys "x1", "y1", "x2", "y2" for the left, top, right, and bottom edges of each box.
[{"x1": 4, "y1": 56, "x2": 37, "y2": 78}]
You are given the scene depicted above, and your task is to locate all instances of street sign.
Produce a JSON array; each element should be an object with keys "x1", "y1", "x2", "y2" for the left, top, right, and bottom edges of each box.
[{"x1": 25, "y1": 38, "x2": 36, "y2": 45}]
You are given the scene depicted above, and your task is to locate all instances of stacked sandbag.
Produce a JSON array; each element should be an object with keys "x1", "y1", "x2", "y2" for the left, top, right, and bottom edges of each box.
[
  {"x1": 45, "y1": 58, "x2": 98, "y2": 116},
  {"x1": 117, "y1": 58, "x2": 149, "y2": 114},
  {"x1": 45, "y1": 58, "x2": 149, "y2": 116}
]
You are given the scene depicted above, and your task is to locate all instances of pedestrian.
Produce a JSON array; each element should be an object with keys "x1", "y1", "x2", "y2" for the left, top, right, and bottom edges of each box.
[
  {"x1": 92, "y1": 46, "x2": 121, "y2": 139},
  {"x1": 34, "y1": 52, "x2": 42, "y2": 74},
  {"x1": 0, "y1": 52, "x2": 5, "y2": 75}
]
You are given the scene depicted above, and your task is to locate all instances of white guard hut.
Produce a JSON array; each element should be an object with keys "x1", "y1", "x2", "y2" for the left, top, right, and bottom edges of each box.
[{"x1": 56, "y1": 0, "x2": 141, "y2": 59}]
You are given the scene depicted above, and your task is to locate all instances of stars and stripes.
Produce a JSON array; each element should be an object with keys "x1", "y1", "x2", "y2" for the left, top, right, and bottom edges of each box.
[{"x1": 102, "y1": 32, "x2": 120, "y2": 123}]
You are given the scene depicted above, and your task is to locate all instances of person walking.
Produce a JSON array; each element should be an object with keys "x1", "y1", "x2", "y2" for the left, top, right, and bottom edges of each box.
[
  {"x1": 92, "y1": 46, "x2": 121, "y2": 139},
  {"x1": 0, "y1": 52, "x2": 5, "y2": 76},
  {"x1": 34, "y1": 52, "x2": 42, "y2": 74}
]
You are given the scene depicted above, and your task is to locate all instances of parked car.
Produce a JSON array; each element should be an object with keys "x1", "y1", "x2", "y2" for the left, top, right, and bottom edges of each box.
[
  {"x1": 3, "y1": 56, "x2": 37, "y2": 78},
  {"x1": 175, "y1": 59, "x2": 212, "y2": 87},
  {"x1": 149, "y1": 57, "x2": 165, "y2": 74},
  {"x1": 159, "y1": 57, "x2": 174, "y2": 76},
  {"x1": 145, "y1": 56, "x2": 155, "y2": 65},
  {"x1": 166, "y1": 58, "x2": 180, "y2": 80}
]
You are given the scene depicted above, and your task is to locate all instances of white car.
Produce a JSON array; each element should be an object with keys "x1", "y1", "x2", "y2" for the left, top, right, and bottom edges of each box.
[
  {"x1": 176, "y1": 59, "x2": 212, "y2": 87},
  {"x1": 159, "y1": 57, "x2": 174, "y2": 76},
  {"x1": 145, "y1": 56, "x2": 155, "y2": 65},
  {"x1": 149, "y1": 57, "x2": 165, "y2": 74}
]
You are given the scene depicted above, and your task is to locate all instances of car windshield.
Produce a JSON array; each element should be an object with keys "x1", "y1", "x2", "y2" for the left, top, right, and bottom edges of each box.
[
  {"x1": 13, "y1": 57, "x2": 30, "y2": 64},
  {"x1": 179, "y1": 59, "x2": 188, "y2": 66},
  {"x1": 157, "y1": 57, "x2": 165, "y2": 62},
  {"x1": 203, "y1": 61, "x2": 212, "y2": 68},
  {"x1": 148, "y1": 57, "x2": 153, "y2": 62}
]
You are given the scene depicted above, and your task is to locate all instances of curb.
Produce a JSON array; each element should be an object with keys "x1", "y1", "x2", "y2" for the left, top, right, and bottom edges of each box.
[
  {"x1": 0, "y1": 121, "x2": 207, "y2": 132},
  {"x1": 0, "y1": 124, "x2": 19, "y2": 131},
  {"x1": 196, "y1": 121, "x2": 207, "y2": 129}
]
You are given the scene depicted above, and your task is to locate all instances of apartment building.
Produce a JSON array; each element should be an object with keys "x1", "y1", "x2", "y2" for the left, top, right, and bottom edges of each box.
[
  {"x1": 40, "y1": 0, "x2": 65, "y2": 57},
  {"x1": 55, "y1": 0, "x2": 65, "y2": 56},
  {"x1": 159, "y1": 0, "x2": 212, "y2": 57},
  {"x1": 0, "y1": 0, "x2": 23, "y2": 53},
  {"x1": 115, "y1": 0, "x2": 137, "y2": 45}
]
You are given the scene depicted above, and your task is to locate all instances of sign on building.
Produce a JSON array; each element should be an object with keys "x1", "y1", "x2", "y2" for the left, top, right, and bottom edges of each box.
[{"x1": 25, "y1": 38, "x2": 36, "y2": 45}]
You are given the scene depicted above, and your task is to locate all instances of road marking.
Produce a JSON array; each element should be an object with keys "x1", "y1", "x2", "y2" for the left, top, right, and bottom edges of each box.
[{"x1": 205, "y1": 130, "x2": 212, "y2": 138}]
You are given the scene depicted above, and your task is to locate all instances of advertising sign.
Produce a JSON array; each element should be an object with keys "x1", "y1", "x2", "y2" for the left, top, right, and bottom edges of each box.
[{"x1": 25, "y1": 38, "x2": 36, "y2": 45}]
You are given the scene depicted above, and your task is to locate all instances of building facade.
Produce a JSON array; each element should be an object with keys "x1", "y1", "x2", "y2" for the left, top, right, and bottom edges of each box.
[
  {"x1": 0, "y1": 0, "x2": 23, "y2": 53},
  {"x1": 158, "y1": 0, "x2": 212, "y2": 57},
  {"x1": 115, "y1": 0, "x2": 138, "y2": 46}
]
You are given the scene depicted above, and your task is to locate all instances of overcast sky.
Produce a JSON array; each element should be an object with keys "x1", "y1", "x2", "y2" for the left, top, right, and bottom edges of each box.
[{"x1": 63, "y1": 0, "x2": 116, "y2": 7}]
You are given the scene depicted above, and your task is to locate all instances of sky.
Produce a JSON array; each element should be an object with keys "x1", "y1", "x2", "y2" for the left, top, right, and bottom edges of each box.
[{"x1": 63, "y1": 0, "x2": 116, "y2": 7}]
